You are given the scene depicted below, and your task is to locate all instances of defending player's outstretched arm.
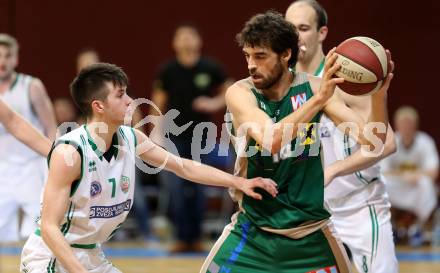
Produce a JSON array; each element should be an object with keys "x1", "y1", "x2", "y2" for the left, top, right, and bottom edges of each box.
[
  {"x1": 324, "y1": 124, "x2": 396, "y2": 186},
  {"x1": 134, "y1": 129, "x2": 278, "y2": 200},
  {"x1": 0, "y1": 99, "x2": 51, "y2": 157}
]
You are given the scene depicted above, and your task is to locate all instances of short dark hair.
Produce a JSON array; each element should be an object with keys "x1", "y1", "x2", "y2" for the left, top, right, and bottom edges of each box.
[
  {"x1": 236, "y1": 10, "x2": 299, "y2": 66},
  {"x1": 293, "y1": 0, "x2": 328, "y2": 29},
  {"x1": 70, "y1": 63, "x2": 128, "y2": 117}
]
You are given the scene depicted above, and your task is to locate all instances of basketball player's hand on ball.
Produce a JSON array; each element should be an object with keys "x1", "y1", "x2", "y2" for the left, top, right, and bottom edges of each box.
[
  {"x1": 318, "y1": 48, "x2": 345, "y2": 103},
  {"x1": 373, "y1": 50, "x2": 394, "y2": 99},
  {"x1": 237, "y1": 177, "x2": 278, "y2": 200}
]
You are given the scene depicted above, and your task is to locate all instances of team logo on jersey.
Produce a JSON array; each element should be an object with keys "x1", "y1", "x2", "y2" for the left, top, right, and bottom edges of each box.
[
  {"x1": 88, "y1": 160, "x2": 97, "y2": 172},
  {"x1": 120, "y1": 175, "x2": 130, "y2": 193},
  {"x1": 291, "y1": 92, "x2": 307, "y2": 111},
  {"x1": 259, "y1": 101, "x2": 267, "y2": 110},
  {"x1": 90, "y1": 181, "x2": 102, "y2": 198},
  {"x1": 306, "y1": 265, "x2": 337, "y2": 273},
  {"x1": 298, "y1": 123, "x2": 317, "y2": 145}
]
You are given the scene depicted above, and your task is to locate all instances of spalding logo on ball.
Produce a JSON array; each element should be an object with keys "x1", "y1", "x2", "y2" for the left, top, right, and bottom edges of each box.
[{"x1": 334, "y1": 36, "x2": 390, "y2": 96}]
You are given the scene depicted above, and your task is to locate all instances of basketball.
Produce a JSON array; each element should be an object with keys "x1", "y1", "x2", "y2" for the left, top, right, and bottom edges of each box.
[{"x1": 334, "y1": 36, "x2": 390, "y2": 96}]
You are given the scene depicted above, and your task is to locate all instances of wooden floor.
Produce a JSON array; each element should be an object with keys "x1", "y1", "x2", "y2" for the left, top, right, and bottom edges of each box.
[{"x1": 2, "y1": 245, "x2": 439, "y2": 272}]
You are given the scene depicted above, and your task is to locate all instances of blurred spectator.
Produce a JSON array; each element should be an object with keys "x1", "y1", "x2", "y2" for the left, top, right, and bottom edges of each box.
[
  {"x1": 381, "y1": 106, "x2": 439, "y2": 247},
  {"x1": 53, "y1": 97, "x2": 78, "y2": 125},
  {"x1": 151, "y1": 24, "x2": 231, "y2": 253},
  {"x1": 76, "y1": 48, "x2": 100, "y2": 73}
]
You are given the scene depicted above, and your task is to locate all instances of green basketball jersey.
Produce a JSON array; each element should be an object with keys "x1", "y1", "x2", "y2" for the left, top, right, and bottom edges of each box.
[{"x1": 232, "y1": 72, "x2": 330, "y2": 229}]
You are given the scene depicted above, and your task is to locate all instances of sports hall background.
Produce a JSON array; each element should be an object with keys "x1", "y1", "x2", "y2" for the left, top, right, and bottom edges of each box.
[
  {"x1": 0, "y1": 0, "x2": 438, "y2": 147},
  {"x1": 0, "y1": 0, "x2": 439, "y2": 272}
]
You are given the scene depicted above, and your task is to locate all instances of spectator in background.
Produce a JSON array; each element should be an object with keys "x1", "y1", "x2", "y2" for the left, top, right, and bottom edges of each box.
[
  {"x1": 0, "y1": 33, "x2": 57, "y2": 243},
  {"x1": 53, "y1": 97, "x2": 79, "y2": 125},
  {"x1": 151, "y1": 24, "x2": 232, "y2": 253},
  {"x1": 76, "y1": 48, "x2": 100, "y2": 73},
  {"x1": 381, "y1": 106, "x2": 439, "y2": 247}
]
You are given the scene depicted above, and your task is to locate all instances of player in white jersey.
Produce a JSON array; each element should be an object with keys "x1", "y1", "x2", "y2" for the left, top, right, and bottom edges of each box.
[
  {"x1": 286, "y1": 1, "x2": 399, "y2": 272},
  {"x1": 20, "y1": 63, "x2": 278, "y2": 273},
  {"x1": 0, "y1": 98, "x2": 51, "y2": 156},
  {"x1": 381, "y1": 106, "x2": 439, "y2": 246},
  {"x1": 0, "y1": 33, "x2": 57, "y2": 243}
]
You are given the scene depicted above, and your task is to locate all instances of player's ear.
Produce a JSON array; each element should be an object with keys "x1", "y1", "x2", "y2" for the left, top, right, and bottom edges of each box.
[
  {"x1": 281, "y1": 49, "x2": 291, "y2": 64},
  {"x1": 91, "y1": 100, "x2": 105, "y2": 114},
  {"x1": 318, "y1": 26, "x2": 328, "y2": 43}
]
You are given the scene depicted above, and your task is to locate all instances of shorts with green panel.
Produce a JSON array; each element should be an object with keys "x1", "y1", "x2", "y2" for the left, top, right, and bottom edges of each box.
[{"x1": 201, "y1": 212, "x2": 340, "y2": 273}]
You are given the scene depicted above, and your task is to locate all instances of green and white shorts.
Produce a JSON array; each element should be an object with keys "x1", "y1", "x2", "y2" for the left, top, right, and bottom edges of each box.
[
  {"x1": 200, "y1": 212, "x2": 351, "y2": 273},
  {"x1": 21, "y1": 233, "x2": 121, "y2": 273}
]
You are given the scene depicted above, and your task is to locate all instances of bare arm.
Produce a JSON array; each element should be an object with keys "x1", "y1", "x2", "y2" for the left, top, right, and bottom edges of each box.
[
  {"x1": 40, "y1": 144, "x2": 88, "y2": 273},
  {"x1": 324, "y1": 124, "x2": 396, "y2": 185},
  {"x1": 0, "y1": 99, "x2": 51, "y2": 156},
  {"x1": 134, "y1": 130, "x2": 278, "y2": 200},
  {"x1": 29, "y1": 78, "x2": 57, "y2": 140}
]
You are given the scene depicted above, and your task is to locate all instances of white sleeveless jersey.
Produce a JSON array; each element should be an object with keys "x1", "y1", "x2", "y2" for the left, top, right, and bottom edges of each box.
[
  {"x1": 314, "y1": 61, "x2": 389, "y2": 213},
  {"x1": 0, "y1": 74, "x2": 44, "y2": 165},
  {"x1": 37, "y1": 125, "x2": 137, "y2": 247}
]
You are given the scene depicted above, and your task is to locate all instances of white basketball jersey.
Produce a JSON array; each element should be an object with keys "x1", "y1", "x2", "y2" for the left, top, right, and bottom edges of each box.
[
  {"x1": 313, "y1": 61, "x2": 389, "y2": 213},
  {"x1": 36, "y1": 125, "x2": 137, "y2": 247},
  {"x1": 0, "y1": 74, "x2": 44, "y2": 165}
]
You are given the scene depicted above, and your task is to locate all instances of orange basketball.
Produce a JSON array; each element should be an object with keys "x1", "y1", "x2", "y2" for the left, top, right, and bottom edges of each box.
[{"x1": 334, "y1": 36, "x2": 390, "y2": 96}]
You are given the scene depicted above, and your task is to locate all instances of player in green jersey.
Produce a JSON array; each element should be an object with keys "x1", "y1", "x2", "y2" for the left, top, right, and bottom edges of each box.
[{"x1": 200, "y1": 10, "x2": 393, "y2": 273}]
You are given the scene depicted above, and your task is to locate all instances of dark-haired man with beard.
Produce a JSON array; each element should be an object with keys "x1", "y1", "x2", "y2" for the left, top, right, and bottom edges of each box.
[{"x1": 200, "y1": 10, "x2": 393, "y2": 273}]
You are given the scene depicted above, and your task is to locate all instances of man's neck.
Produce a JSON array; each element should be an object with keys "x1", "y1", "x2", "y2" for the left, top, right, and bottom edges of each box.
[
  {"x1": 0, "y1": 72, "x2": 17, "y2": 94},
  {"x1": 176, "y1": 51, "x2": 200, "y2": 68},
  {"x1": 297, "y1": 50, "x2": 325, "y2": 75},
  {"x1": 86, "y1": 119, "x2": 118, "y2": 152},
  {"x1": 262, "y1": 70, "x2": 294, "y2": 101}
]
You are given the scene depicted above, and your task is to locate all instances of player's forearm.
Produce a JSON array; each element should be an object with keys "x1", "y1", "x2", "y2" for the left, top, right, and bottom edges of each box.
[
  {"x1": 41, "y1": 224, "x2": 88, "y2": 273},
  {"x1": 367, "y1": 92, "x2": 388, "y2": 143},
  {"x1": 7, "y1": 112, "x2": 51, "y2": 156},
  {"x1": 175, "y1": 157, "x2": 242, "y2": 189},
  {"x1": 328, "y1": 149, "x2": 387, "y2": 179}
]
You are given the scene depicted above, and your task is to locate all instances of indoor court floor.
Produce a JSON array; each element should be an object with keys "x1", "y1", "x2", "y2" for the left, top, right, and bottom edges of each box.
[{"x1": 1, "y1": 243, "x2": 439, "y2": 272}]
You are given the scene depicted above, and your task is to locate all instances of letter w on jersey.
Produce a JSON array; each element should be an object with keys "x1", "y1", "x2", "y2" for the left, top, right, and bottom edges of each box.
[{"x1": 291, "y1": 92, "x2": 307, "y2": 111}]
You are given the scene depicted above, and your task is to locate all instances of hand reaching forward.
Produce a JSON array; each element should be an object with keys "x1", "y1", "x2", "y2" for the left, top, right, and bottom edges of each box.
[{"x1": 234, "y1": 177, "x2": 278, "y2": 200}]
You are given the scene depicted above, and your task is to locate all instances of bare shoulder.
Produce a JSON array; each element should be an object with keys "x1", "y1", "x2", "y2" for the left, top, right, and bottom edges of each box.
[
  {"x1": 225, "y1": 79, "x2": 255, "y2": 104},
  {"x1": 49, "y1": 143, "x2": 82, "y2": 181},
  {"x1": 29, "y1": 77, "x2": 46, "y2": 91}
]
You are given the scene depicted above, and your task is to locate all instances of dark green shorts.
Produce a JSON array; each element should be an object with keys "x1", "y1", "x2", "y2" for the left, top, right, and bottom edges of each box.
[{"x1": 201, "y1": 212, "x2": 347, "y2": 273}]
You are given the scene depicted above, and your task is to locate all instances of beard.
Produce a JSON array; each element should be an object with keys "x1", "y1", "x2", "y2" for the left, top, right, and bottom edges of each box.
[{"x1": 252, "y1": 60, "x2": 284, "y2": 90}]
